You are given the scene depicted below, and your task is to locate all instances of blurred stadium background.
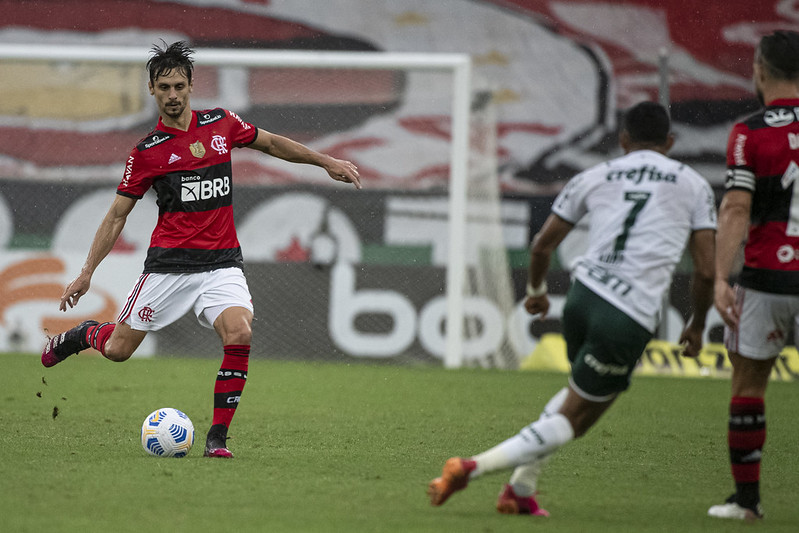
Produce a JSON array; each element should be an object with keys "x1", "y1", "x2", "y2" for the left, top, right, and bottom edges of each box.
[{"x1": 0, "y1": 0, "x2": 796, "y2": 377}]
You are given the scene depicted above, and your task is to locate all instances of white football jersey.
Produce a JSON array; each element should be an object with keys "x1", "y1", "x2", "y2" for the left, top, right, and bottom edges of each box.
[{"x1": 552, "y1": 149, "x2": 717, "y2": 332}]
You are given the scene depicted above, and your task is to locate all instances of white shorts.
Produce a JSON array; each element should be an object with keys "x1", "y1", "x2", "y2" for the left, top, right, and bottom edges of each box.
[
  {"x1": 725, "y1": 285, "x2": 799, "y2": 360},
  {"x1": 117, "y1": 267, "x2": 253, "y2": 332}
]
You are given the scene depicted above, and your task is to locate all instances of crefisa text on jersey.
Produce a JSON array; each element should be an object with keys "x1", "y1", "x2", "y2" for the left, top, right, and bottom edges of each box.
[{"x1": 606, "y1": 165, "x2": 677, "y2": 184}]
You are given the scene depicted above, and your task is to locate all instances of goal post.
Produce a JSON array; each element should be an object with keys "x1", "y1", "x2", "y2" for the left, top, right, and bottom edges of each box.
[{"x1": 0, "y1": 43, "x2": 515, "y2": 369}]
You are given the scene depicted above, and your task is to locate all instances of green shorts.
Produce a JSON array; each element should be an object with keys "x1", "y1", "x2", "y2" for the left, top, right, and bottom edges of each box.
[{"x1": 562, "y1": 280, "x2": 653, "y2": 400}]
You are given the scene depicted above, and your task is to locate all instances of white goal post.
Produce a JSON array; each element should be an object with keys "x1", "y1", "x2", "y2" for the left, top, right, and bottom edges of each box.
[{"x1": 0, "y1": 43, "x2": 508, "y2": 369}]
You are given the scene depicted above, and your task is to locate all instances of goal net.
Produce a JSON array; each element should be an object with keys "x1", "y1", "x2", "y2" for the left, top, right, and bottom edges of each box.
[
  {"x1": 463, "y1": 92, "x2": 519, "y2": 369},
  {"x1": 0, "y1": 44, "x2": 518, "y2": 369}
]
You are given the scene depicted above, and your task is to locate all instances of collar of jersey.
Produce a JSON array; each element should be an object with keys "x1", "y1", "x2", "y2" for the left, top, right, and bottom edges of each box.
[{"x1": 156, "y1": 111, "x2": 196, "y2": 134}]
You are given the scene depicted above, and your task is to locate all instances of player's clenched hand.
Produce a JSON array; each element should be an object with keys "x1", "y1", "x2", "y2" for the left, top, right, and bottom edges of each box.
[
  {"x1": 678, "y1": 324, "x2": 703, "y2": 359},
  {"x1": 524, "y1": 294, "x2": 550, "y2": 319},
  {"x1": 59, "y1": 273, "x2": 91, "y2": 312},
  {"x1": 325, "y1": 157, "x2": 361, "y2": 189}
]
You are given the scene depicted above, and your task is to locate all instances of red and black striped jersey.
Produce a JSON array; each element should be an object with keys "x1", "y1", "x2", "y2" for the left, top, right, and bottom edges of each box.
[
  {"x1": 117, "y1": 108, "x2": 258, "y2": 273},
  {"x1": 725, "y1": 98, "x2": 799, "y2": 293}
]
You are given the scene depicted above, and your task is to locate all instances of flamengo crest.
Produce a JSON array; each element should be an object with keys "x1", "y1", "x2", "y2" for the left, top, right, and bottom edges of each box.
[{"x1": 211, "y1": 135, "x2": 228, "y2": 154}]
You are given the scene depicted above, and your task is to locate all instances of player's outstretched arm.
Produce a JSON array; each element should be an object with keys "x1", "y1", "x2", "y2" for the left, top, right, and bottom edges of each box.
[
  {"x1": 678, "y1": 228, "x2": 716, "y2": 358},
  {"x1": 248, "y1": 128, "x2": 361, "y2": 189},
  {"x1": 60, "y1": 194, "x2": 137, "y2": 312}
]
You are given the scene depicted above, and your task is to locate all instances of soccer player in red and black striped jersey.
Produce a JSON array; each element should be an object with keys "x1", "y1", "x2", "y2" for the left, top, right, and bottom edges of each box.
[
  {"x1": 710, "y1": 30, "x2": 799, "y2": 521},
  {"x1": 41, "y1": 41, "x2": 361, "y2": 458}
]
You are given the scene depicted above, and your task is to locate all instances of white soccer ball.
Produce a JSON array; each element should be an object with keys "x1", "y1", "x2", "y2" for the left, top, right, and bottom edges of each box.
[{"x1": 141, "y1": 408, "x2": 195, "y2": 457}]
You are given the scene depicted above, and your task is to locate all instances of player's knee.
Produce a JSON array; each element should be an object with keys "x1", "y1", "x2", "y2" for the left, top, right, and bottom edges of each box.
[
  {"x1": 104, "y1": 350, "x2": 132, "y2": 362},
  {"x1": 223, "y1": 327, "x2": 252, "y2": 346},
  {"x1": 103, "y1": 342, "x2": 134, "y2": 362}
]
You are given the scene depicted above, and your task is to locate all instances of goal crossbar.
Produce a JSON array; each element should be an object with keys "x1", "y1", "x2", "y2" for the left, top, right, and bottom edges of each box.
[{"x1": 0, "y1": 43, "x2": 470, "y2": 70}]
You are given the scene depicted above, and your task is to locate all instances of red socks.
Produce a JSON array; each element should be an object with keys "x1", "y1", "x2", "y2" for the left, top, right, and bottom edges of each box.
[
  {"x1": 85, "y1": 326, "x2": 250, "y2": 435},
  {"x1": 212, "y1": 345, "x2": 250, "y2": 430},
  {"x1": 84, "y1": 327, "x2": 249, "y2": 434},
  {"x1": 728, "y1": 396, "x2": 765, "y2": 507},
  {"x1": 85, "y1": 322, "x2": 116, "y2": 356}
]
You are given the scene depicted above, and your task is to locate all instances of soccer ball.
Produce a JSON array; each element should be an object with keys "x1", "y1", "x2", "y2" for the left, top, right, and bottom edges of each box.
[{"x1": 141, "y1": 408, "x2": 195, "y2": 457}]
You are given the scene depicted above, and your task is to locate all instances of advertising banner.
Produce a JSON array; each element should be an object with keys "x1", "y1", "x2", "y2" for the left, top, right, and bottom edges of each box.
[{"x1": 2, "y1": 181, "x2": 796, "y2": 380}]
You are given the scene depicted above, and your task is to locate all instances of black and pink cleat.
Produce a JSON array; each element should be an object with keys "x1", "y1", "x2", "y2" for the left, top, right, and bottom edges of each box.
[
  {"x1": 496, "y1": 484, "x2": 549, "y2": 516},
  {"x1": 41, "y1": 320, "x2": 98, "y2": 368},
  {"x1": 203, "y1": 426, "x2": 234, "y2": 458}
]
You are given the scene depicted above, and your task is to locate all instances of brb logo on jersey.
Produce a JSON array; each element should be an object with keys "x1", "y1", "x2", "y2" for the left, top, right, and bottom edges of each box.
[{"x1": 181, "y1": 174, "x2": 231, "y2": 202}]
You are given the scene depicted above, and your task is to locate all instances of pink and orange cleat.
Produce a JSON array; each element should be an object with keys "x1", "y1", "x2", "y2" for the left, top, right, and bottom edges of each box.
[
  {"x1": 427, "y1": 457, "x2": 476, "y2": 506},
  {"x1": 496, "y1": 484, "x2": 549, "y2": 516}
]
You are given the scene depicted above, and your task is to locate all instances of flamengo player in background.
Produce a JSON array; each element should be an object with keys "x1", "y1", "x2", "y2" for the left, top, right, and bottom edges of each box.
[
  {"x1": 41, "y1": 41, "x2": 361, "y2": 458},
  {"x1": 428, "y1": 102, "x2": 716, "y2": 516},
  {"x1": 709, "y1": 30, "x2": 799, "y2": 521}
]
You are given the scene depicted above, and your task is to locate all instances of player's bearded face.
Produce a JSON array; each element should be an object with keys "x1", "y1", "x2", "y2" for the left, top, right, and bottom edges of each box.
[{"x1": 150, "y1": 70, "x2": 192, "y2": 120}]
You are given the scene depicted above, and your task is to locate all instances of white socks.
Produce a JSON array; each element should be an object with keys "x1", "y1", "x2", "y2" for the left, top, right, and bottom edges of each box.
[
  {"x1": 509, "y1": 461, "x2": 546, "y2": 496},
  {"x1": 541, "y1": 387, "x2": 569, "y2": 419},
  {"x1": 472, "y1": 388, "x2": 574, "y2": 479},
  {"x1": 508, "y1": 387, "x2": 569, "y2": 495}
]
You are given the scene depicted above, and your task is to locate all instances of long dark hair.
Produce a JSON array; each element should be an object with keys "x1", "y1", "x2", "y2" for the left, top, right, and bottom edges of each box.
[{"x1": 146, "y1": 40, "x2": 195, "y2": 84}]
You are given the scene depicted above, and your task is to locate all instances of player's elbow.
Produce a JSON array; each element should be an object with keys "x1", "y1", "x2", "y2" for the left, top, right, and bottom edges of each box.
[{"x1": 529, "y1": 231, "x2": 555, "y2": 258}]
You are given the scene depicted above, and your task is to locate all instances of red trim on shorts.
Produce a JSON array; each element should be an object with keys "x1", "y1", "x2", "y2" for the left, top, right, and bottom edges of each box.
[{"x1": 117, "y1": 273, "x2": 150, "y2": 323}]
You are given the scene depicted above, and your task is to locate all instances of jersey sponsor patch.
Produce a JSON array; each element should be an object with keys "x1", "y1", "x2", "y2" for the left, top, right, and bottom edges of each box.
[
  {"x1": 764, "y1": 107, "x2": 797, "y2": 128},
  {"x1": 180, "y1": 175, "x2": 231, "y2": 203},
  {"x1": 122, "y1": 154, "x2": 135, "y2": 188},
  {"x1": 196, "y1": 108, "x2": 226, "y2": 127},
  {"x1": 228, "y1": 110, "x2": 252, "y2": 131},
  {"x1": 155, "y1": 163, "x2": 234, "y2": 214},
  {"x1": 137, "y1": 132, "x2": 176, "y2": 151}
]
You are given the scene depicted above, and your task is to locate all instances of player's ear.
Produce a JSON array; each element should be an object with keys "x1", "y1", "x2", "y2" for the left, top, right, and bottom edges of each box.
[
  {"x1": 619, "y1": 129, "x2": 631, "y2": 153},
  {"x1": 753, "y1": 61, "x2": 768, "y2": 86},
  {"x1": 148, "y1": 81, "x2": 154, "y2": 95},
  {"x1": 664, "y1": 133, "x2": 675, "y2": 153}
]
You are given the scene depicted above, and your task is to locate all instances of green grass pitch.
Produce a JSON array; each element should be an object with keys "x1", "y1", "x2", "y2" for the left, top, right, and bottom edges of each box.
[{"x1": 1, "y1": 353, "x2": 797, "y2": 532}]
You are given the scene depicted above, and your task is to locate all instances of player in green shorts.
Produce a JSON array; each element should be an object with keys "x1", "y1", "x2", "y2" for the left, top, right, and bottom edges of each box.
[
  {"x1": 562, "y1": 279, "x2": 653, "y2": 400},
  {"x1": 428, "y1": 101, "x2": 717, "y2": 516}
]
